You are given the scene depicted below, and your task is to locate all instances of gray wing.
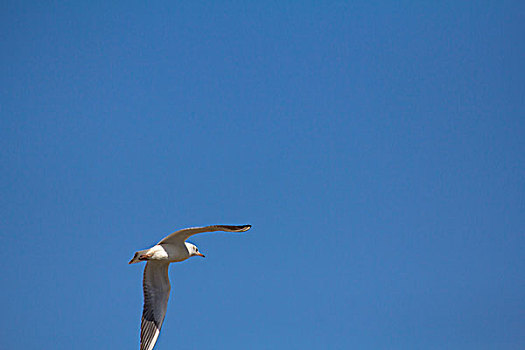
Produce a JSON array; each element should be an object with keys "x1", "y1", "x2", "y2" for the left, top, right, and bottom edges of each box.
[
  {"x1": 141, "y1": 261, "x2": 171, "y2": 350},
  {"x1": 158, "y1": 224, "x2": 251, "y2": 245}
]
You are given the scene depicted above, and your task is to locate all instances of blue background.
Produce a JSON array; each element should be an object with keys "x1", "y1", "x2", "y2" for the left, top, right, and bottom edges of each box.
[{"x1": 1, "y1": 1, "x2": 524, "y2": 349}]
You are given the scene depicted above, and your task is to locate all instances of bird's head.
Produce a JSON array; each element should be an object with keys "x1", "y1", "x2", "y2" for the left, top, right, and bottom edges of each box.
[{"x1": 185, "y1": 242, "x2": 205, "y2": 258}]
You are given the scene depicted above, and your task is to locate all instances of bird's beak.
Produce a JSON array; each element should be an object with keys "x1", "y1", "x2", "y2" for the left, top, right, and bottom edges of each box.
[{"x1": 195, "y1": 252, "x2": 205, "y2": 258}]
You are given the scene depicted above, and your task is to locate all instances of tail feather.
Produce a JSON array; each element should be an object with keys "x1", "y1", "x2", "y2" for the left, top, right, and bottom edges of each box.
[{"x1": 129, "y1": 251, "x2": 141, "y2": 264}]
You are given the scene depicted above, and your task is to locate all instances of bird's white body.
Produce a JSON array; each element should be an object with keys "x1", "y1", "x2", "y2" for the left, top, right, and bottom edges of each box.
[
  {"x1": 130, "y1": 243, "x2": 191, "y2": 263},
  {"x1": 129, "y1": 224, "x2": 251, "y2": 350}
]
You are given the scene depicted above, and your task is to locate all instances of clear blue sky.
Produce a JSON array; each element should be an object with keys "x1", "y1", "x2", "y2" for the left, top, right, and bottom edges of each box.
[{"x1": 1, "y1": 1, "x2": 524, "y2": 349}]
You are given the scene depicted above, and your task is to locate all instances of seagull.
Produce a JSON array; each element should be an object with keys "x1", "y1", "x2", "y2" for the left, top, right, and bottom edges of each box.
[{"x1": 129, "y1": 224, "x2": 252, "y2": 350}]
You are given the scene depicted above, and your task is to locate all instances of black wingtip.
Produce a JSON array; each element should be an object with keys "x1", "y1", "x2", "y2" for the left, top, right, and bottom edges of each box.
[{"x1": 221, "y1": 224, "x2": 252, "y2": 232}]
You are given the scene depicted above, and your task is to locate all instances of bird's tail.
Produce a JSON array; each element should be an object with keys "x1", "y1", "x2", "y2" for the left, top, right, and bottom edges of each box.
[{"x1": 128, "y1": 250, "x2": 148, "y2": 264}]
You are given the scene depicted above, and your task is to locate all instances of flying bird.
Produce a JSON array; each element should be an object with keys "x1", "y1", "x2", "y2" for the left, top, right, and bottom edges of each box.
[{"x1": 129, "y1": 224, "x2": 252, "y2": 350}]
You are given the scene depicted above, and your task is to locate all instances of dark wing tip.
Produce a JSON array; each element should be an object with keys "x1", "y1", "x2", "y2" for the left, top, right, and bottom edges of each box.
[
  {"x1": 220, "y1": 224, "x2": 252, "y2": 232},
  {"x1": 141, "y1": 318, "x2": 160, "y2": 350}
]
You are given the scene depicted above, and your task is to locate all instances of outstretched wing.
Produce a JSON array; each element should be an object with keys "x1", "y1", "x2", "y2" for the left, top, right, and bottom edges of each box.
[
  {"x1": 141, "y1": 261, "x2": 171, "y2": 350},
  {"x1": 158, "y1": 224, "x2": 251, "y2": 245}
]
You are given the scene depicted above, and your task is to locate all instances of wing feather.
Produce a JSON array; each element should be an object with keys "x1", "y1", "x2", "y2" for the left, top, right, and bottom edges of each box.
[
  {"x1": 158, "y1": 224, "x2": 251, "y2": 245},
  {"x1": 140, "y1": 261, "x2": 170, "y2": 350}
]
